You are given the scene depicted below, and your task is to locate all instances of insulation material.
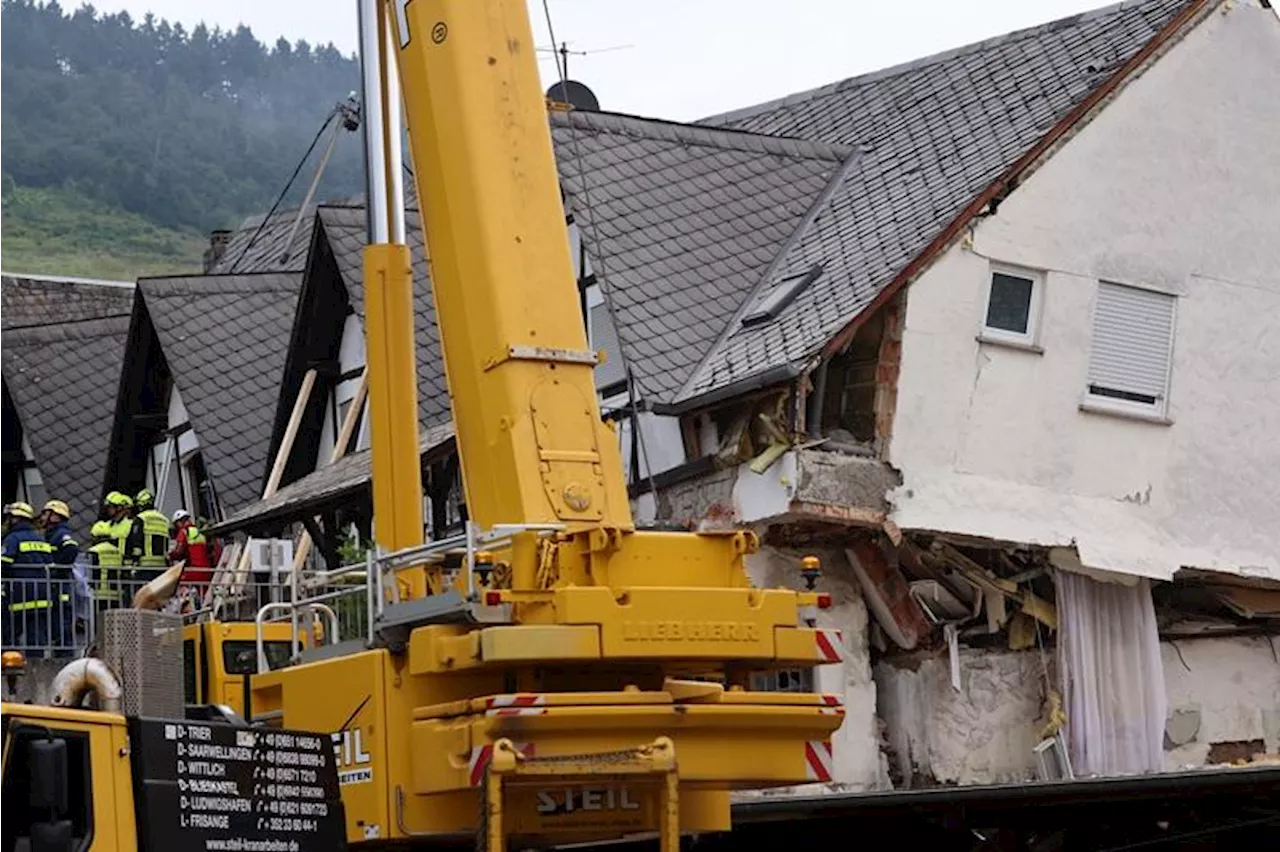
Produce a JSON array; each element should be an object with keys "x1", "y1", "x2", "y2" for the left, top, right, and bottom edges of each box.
[{"x1": 1056, "y1": 570, "x2": 1167, "y2": 776}]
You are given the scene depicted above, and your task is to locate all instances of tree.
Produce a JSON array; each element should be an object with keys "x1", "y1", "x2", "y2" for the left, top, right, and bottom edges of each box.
[{"x1": 1, "y1": 0, "x2": 364, "y2": 232}]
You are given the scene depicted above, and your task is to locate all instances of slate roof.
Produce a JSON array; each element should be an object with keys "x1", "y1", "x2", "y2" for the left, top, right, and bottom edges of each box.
[
  {"x1": 2, "y1": 308, "x2": 132, "y2": 540},
  {"x1": 137, "y1": 273, "x2": 302, "y2": 514},
  {"x1": 549, "y1": 111, "x2": 848, "y2": 401},
  {"x1": 208, "y1": 206, "x2": 322, "y2": 275},
  {"x1": 212, "y1": 421, "x2": 455, "y2": 534},
  {"x1": 2, "y1": 274, "x2": 134, "y2": 330},
  {"x1": 681, "y1": 0, "x2": 1199, "y2": 402},
  {"x1": 314, "y1": 205, "x2": 454, "y2": 428}
]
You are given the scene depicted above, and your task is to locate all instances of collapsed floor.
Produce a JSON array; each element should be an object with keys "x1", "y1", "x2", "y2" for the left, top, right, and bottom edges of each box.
[{"x1": 739, "y1": 523, "x2": 1280, "y2": 792}]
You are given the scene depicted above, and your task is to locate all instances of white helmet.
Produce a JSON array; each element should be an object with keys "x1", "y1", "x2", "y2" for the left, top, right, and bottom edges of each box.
[{"x1": 173, "y1": 509, "x2": 192, "y2": 522}]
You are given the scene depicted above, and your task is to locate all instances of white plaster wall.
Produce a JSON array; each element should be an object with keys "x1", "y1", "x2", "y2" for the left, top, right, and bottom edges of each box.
[
  {"x1": 745, "y1": 546, "x2": 888, "y2": 791},
  {"x1": 874, "y1": 650, "x2": 1047, "y2": 786},
  {"x1": 1162, "y1": 634, "x2": 1280, "y2": 768},
  {"x1": 889, "y1": 5, "x2": 1280, "y2": 581},
  {"x1": 874, "y1": 635, "x2": 1280, "y2": 786}
]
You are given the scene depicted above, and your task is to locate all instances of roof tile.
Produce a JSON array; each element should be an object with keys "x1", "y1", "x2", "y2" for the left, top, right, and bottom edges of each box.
[{"x1": 683, "y1": 0, "x2": 1193, "y2": 401}]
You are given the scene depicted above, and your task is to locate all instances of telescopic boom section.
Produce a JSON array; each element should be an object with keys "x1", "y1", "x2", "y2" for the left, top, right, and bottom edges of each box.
[{"x1": 384, "y1": 0, "x2": 633, "y2": 533}]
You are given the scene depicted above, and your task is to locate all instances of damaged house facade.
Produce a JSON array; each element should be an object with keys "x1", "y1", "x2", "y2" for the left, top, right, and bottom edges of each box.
[
  {"x1": 640, "y1": 0, "x2": 1279, "y2": 788},
  {"x1": 91, "y1": 0, "x2": 1277, "y2": 796}
]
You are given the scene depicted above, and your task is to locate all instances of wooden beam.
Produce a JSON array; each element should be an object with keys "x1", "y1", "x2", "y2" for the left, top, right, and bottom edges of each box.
[
  {"x1": 293, "y1": 370, "x2": 371, "y2": 579},
  {"x1": 264, "y1": 368, "x2": 318, "y2": 497}
]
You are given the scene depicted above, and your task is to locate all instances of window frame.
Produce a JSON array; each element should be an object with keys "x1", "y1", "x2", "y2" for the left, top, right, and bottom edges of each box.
[
  {"x1": 980, "y1": 263, "x2": 1045, "y2": 349},
  {"x1": 1, "y1": 723, "x2": 96, "y2": 851},
  {"x1": 1082, "y1": 280, "x2": 1178, "y2": 422}
]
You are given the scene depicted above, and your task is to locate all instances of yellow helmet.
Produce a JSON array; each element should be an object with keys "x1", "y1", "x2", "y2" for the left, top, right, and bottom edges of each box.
[
  {"x1": 43, "y1": 499, "x2": 71, "y2": 520},
  {"x1": 90, "y1": 521, "x2": 113, "y2": 538},
  {"x1": 105, "y1": 491, "x2": 133, "y2": 508},
  {"x1": 9, "y1": 502, "x2": 35, "y2": 520}
]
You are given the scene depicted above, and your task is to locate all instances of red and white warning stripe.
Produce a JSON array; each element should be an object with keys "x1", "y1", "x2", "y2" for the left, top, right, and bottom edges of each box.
[
  {"x1": 814, "y1": 629, "x2": 844, "y2": 663},
  {"x1": 485, "y1": 694, "x2": 547, "y2": 709},
  {"x1": 803, "y1": 739, "x2": 834, "y2": 783},
  {"x1": 485, "y1": 694, "x2": 548, "y2": 717},
  {"x1": 820, "y1": 694, "x2": 842, "y2": 706},
  {"x1": 819, "y1": 694, "x2": 845, "y2": 716},
  {"x1": 468, "y1": 741, "x2": 535, "y2": 786}
]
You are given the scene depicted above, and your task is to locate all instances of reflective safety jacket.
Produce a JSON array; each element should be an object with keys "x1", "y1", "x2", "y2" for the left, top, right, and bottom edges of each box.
[
  {"x1": 45, "y1": 520, "x2": 79, "y2": 566},
  {"x1": 87, "y1": 541, "x2": 125, "y2": 601},
  {"x1": 131, "y1": 509, "x2": 170, "y2": 568},
  {"x1": 105, "y1": 517, "x2": 133, "y2": 563},
  {"x1": 2, "y1": 521, "x2": 54, "y2": 608}
]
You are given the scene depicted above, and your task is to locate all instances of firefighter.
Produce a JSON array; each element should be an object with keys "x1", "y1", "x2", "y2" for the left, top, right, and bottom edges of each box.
[
  {"x1": 103, "y1": 492, "x2": 134, "y2": 557},
  {"x1": 87, "y1": 521, "x2": 126, "y2": 612},
  {"x1": 169, "y1": 510, "x2": 214, "y2": 586},
  {"x1": 129, "y1": 489, "x2": 170, "y2": 583},
  {"x1": 39, "y1": 499, "x2": 78, "y2": 651},
  {"x1": 1, "y1": 502, "x2": 55, "y2": 655}
]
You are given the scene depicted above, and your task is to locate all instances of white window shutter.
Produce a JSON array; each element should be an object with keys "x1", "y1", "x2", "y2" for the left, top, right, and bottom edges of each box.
[{"x1": 1087, "y1": 283, "x2": 1176, "y2": 404}]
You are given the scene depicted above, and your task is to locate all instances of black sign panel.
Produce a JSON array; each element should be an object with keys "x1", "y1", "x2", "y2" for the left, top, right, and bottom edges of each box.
[{"x1": 129, "y1": 718, "x2": 347, "y2": 852}]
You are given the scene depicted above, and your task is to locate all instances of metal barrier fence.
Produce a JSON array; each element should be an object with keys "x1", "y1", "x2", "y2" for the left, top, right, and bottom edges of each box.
[{"x1": 2, "y1": 566, "x2": 369, "y2": 659}]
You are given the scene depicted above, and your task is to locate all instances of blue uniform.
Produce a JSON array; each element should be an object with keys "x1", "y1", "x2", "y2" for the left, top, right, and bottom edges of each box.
[
  {"x1": 2, "y1": 521, "x2": 55, "y2": 654},
  {"x1": 45, "y1": 520, "x2": 79, "y2": 648},
  {"x1": 45, "y1": 520, "x2": 79, "y2": 565}
]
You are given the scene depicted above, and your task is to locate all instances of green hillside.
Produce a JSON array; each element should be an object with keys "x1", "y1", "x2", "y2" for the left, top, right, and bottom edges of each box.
[
  {"x1": 1, "y1": 185, "x2": 206, "y2": 280},
  {"x1": 0, "y1": 0, "x2": 364, "y2": 280}
]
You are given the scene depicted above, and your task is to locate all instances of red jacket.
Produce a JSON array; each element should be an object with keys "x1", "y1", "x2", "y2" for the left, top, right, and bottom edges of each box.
[{"x1": 170, "y1": 522, "x2": 213, "y2": 584}]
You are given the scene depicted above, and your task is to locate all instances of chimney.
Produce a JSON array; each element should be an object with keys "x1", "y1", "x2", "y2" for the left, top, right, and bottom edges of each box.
[{"x1": 202, "y1": 229, "x2": 233, "y2": 273}]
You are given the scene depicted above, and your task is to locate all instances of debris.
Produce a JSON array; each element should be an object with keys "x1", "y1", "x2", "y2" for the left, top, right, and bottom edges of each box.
[
  {"x1": 846, "y1": 541, "x2": 931, "y2": 650},
  {"x1": 985, "y1": 588, "x2": 1008, "y2": 631},
  {"x1": 909, "y1": 580, "x2": 971, "y2": 622},
  {"x1": 748, "y1": 440, "x2": 789, "y2": 474},
  {"x1": 881, "y1": 517, "x2": 903, "y2": 546},
  {"x1": 1041, "y1": 690, "x2": 1068, "y2": 739},
  {"x1": 1007, "y1": 612, "x2": 1036, "y2": 650},
  {"x1": 1210, "y1": 585, "x2": 1280, "y2": 619},
  {"x1": 1020, "y1": 591, "x2": 1058, "y2": 631},
  {"x1": 944, "y1": 622, "x2": 961, "y2": 691}
]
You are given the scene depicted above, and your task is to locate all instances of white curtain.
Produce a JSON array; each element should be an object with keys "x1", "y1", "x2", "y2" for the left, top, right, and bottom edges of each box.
[{"x1": 1055, "y1": 570, "x2": 1166, "y2": 776}]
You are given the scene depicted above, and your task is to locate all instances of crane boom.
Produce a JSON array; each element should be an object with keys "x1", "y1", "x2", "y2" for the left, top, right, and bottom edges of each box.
[{"x1": 383, "y1": 0, "x2": 632, "y2": 534}]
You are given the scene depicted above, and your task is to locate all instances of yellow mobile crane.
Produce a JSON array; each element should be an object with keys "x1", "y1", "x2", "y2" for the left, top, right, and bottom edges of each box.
[{"x1": 1, "y1": 1, "x2": 845, "y2": 850}]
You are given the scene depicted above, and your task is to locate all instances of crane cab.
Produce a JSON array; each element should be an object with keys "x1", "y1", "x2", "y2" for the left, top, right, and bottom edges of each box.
[{"x1": 181, "y1": 621, "x2": 302, "y2": 717}]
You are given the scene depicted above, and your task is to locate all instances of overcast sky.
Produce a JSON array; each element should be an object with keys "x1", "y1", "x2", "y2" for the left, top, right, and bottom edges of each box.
[{"x1": 93, "y1": 0, "x2": 1133, "y2": 121}]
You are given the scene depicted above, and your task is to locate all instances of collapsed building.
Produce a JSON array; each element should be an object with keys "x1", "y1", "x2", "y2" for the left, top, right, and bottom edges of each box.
[{"x1": 15, "y1": 0, "x2": 1277, "y2": 793}]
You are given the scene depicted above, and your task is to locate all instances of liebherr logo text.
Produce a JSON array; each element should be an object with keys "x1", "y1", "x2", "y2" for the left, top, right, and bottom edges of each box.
[{"x1": 621, "y1": 620, "x2": 759, "y2": 642}]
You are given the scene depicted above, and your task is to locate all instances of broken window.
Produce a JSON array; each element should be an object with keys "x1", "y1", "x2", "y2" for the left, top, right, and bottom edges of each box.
[
  {"x1": 982, "y1": 264, "x2": 1043, "y2": 346},
  {"x1": 820, "y1": 307, "x2": 884, "y2": 444},
  {"x1": 1086, "y1": 281, "x2": 1176, "y2": 417}
]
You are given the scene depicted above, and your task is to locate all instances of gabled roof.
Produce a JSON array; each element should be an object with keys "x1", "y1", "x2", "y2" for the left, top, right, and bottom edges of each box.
[
  {"x1": 212, "y1": 421, "x2": 456, "y2": 535},
  {"x1": 680, "y1": 0, "x2": 1204, "y2": 403},
  {"x1": 550, "y1": 111, "x2": 848, "y2": 401},
  {"x1": 208, "y1": 206, "x2": 322, "y2": 275},
  {"x1": 136, "y1": 273, "x2": 302, "y2": 513},
  {"x1": 2, "y1": 312, "x2": 131, "y2": 538},
  {"x1": 313, "y1": 204, "x2": 453, "y2": 428}
]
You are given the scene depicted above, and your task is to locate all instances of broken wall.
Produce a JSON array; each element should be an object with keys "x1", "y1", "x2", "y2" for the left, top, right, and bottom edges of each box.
[
  {"x1": 875, "y1": 634, "x2": 1280, "y2": 786},
  {"x1": 875, "y1": 649, "x2": 1048, "y2": 786},
  {"x1": 746, "y1": 546, "x2": 888, "y2": 791},
  {"x1": 1162, "y1": 634, "x2": 1280, "y2": 768}
]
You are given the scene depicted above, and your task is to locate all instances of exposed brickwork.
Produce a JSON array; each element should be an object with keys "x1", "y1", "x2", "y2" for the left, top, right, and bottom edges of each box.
[{"x1": 873, "y1": 290, "x2": 906, "y2": 456}]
